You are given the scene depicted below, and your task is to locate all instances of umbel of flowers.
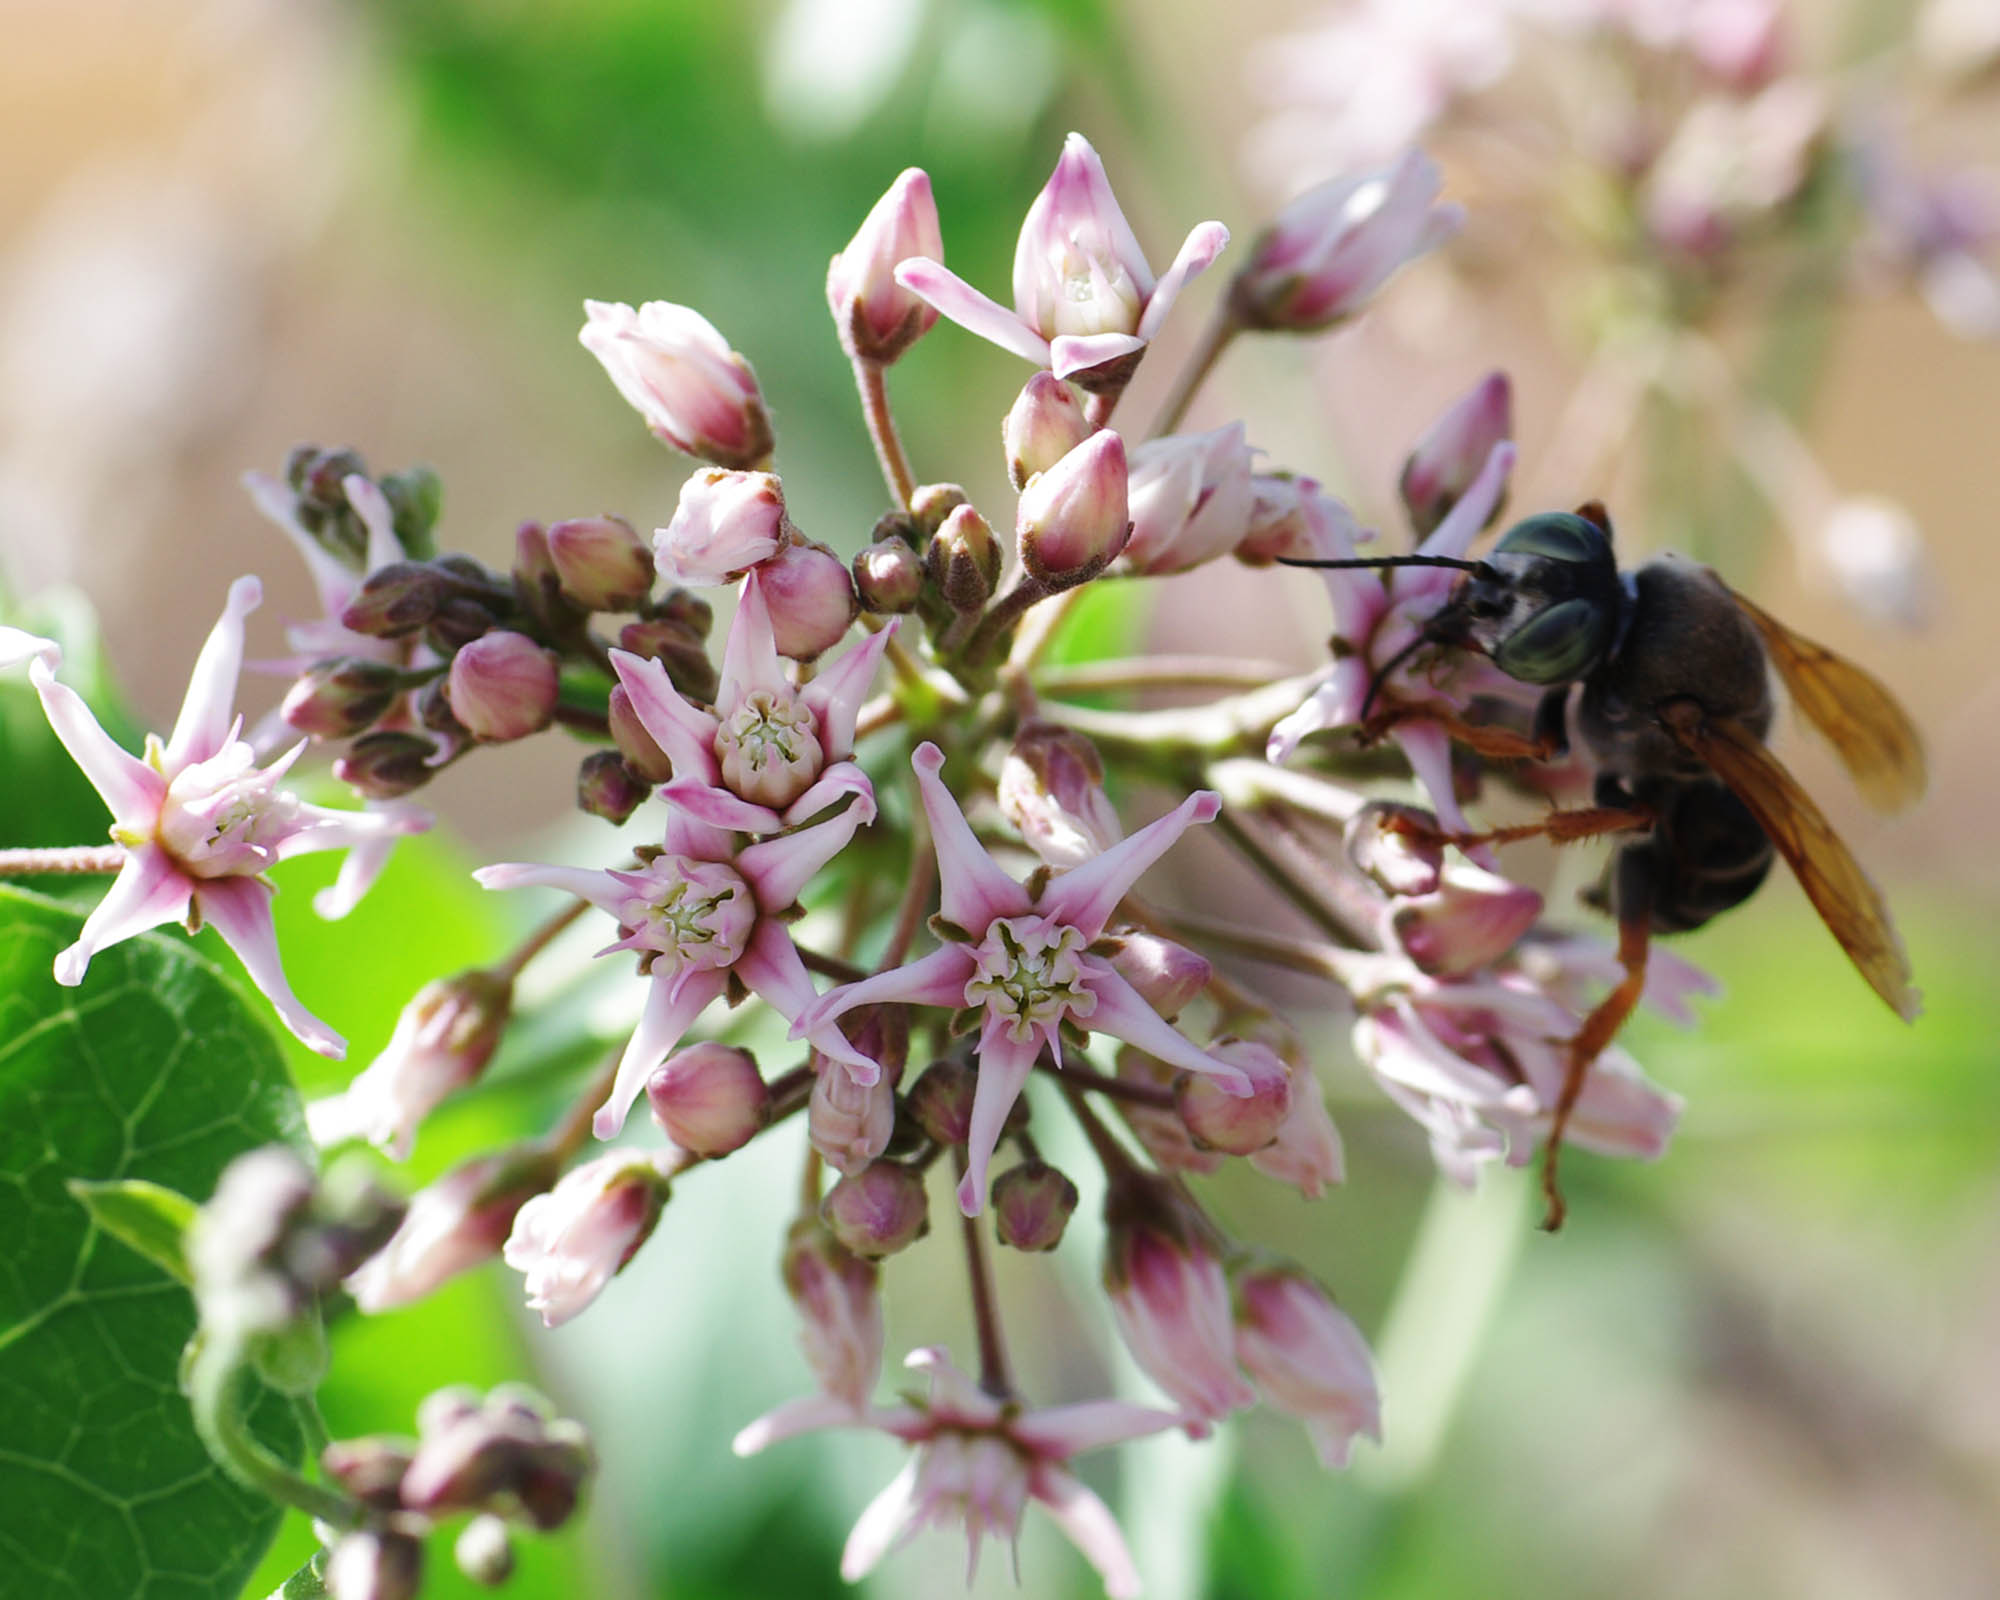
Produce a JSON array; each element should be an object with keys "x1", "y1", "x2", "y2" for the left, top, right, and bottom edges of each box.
[{"x1": 13, "y1": 122, "x2": 1874, "y2": 1600}]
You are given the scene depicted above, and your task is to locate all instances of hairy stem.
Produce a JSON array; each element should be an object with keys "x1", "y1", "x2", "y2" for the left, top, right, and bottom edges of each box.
[
  {"x1": 0, "y1": 845, "x2": 127, "y2": 876},
  {"x1": 1149, "y1": 304, "x2": 1244, "y2": 438},
  {"x1": 955, "y1": 1148, "x2": 1013, "y2": 1397},
  {"x1": 854, "y1": 357, "x2": 917, "y2": 509},
  {"x1": 492, "y1": 897, "x2": 592, "y2": 982}
]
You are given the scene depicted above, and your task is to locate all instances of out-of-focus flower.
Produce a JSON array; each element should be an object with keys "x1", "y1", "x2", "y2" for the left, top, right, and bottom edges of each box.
[
  {"x1": 346, "y1": 1143, "x2": 563, "y2": 1312},
  {"x1": 580, "y1": 299, "x2": 774, "y2": 469},
  {"x1": 997, "y1": 720, "x2": 1122, "y2": 870},
  {"x1": 0, "y1": 626, "x2": 58, "y2": 672},
  {"x1": 795, "y1": 744, "x2": 1252, "y2": 1214},
  {"x1": 1233, "y1": 1266, "x2": 1381, "y2": 1469},
  {"x1": 1104, "y1": 1181, "x2": 1256, "y2": 1423},
  {"x1": 756, "y1": 539, "x2": 860, "y2": 659},
  {"x1": 1385, "y1": 857, "x2": 1545, "y2": 976},
  {"x1": 325, "y1": 1530, "x2": 422, "y2": 1600},
  {"x1": 1004, "y1": 372, "x2": 1094, "y2": 489},
  {"x1": 1400, "y1": 372, "x2": 1512, "y2": 537},
  {"x1": 1018, "y1": 429, "x2": 1132, "y2": 585},
  {"x1": 1269, "y1": 442, "x2": 1521, "y2": 838},
  {"x1": 448, "y1": 632, "x2": 560, "y2": 744},
  {"x1": 399, "y1": 1385, "x2": 594, "y2": 1528},
  {"x1": 1857, "y1": 149, "x2": 2000, "y2": 342},
  {"x1": 244, "y1": 470, "x2": 414, "y2": 679},
  {"x1": 308, "y1": 969, "x2": 513, "y2": 1158},
  {"x1": 1229, "y1": 149, "x2": 1462, "y2": 332},
  {"x1": 896, "y1": 133, "x2": 1229, "y2": 386},
  {"x1": 1816, "y1": 496, "x2": 1935, "y2": 629},
  {"x1": 654, "y1": 468, "x2": 787, "y2": 587},
  {"x1": 28, "y1": 578, "x2": 427, "y2": 1056},
  {"x1": 477, "y1": 796, "x2": 881, "y2": 1139},
  {"x1": 609, "y1": 570, "x2": 890, "y2": 831},
  {"x1": 547, "y1": 515, "x2": 655, "y2": 613},
  {"x1": 736, "y1": 1346, "x2": 1184, "y2": 1600},
  {"x1": 501, "y1": 1151, "x2": 669, "y2": 1326},
  {"x1": 1118, "y1": 424, "x2": 1256, "y2": 575},
  {"x1": 647, "y1": 1041, "x2": 769, "y2": 1157},
  {"x1": 1234, "y1": 473, "x2": 1368, "y2": 566},
  {"x1": 828, "y1": 167, "x2": 944, "y2": 364},
  {"x1": 1919, "y1": 0, "x2": 2000, "y2": 78},
  {"x1": 1249, "y1": 1062, "x2": 1347, "y2": 1197},
  {"x1": 1643, "y1": 81, "x2": 1826, "y2": 259}
]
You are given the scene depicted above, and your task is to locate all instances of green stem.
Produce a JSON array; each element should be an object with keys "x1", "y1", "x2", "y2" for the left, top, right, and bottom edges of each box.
[{"x1": 186, "y1": 1335, "x2": 356, "y2": 1529}]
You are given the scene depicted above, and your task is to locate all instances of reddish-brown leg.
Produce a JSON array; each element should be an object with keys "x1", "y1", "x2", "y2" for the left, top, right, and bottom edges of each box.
[
  {"x1": 1384, "y1": 804, "x2": 1654, "y2": 854},
  {"x1": 1540, "y1": 907, "x2": 1652, "y2": 1232},
  {"x1": 1361, "y1": 703, "x2": 1560, "y2": 763}
]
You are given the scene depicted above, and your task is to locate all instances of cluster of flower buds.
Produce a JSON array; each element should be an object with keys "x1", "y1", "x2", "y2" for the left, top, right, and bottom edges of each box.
[{"x1": 319, "y1": 1384, "x2": 593, "y2": 1600}]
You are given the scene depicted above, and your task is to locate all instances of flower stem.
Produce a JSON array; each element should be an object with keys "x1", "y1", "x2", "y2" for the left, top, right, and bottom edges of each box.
[
  {"x1": 0, "y1": 845, "x2": 126, "y2": 875},
  {"x1": 854, "y1": 356, "x2": 917, "y2": 509},
  {"x1": 1149, "y1": 304, "x2": 1244, "y2": 439},
  {"x1": 1211, "y1": 802, "x2": 1375, "y2": 948},
  {"x1": 547, "y1": 1051, "x2": 623, "y2": 1160},
  {"x1": 1034, "y1": 655, "x2": 1296, "y2": 695},
  {"x1": 797, "y1": 947, "x2": 869, "y2": 984},
  {"x1": 1062, "y1": 1083, "x2": 1144, "y2": 1179},
  {"x1": 492, "y1": 897, "x2": 591, "y2": 982},
  {"x1": 958, "y1": 575, "x2": 1054, "y2": 669},
  {"x1": 954, "y1": 1147, "x2": 1013, "y2": 1398},
  {"x1": 877, "y1": 814, "x2": 935, "y2": 971},
  {"x1": 186, "y1": 1334, "x2": 356, "y2": 1530},
  {"x1": 1040, "y1": 1057, "x2": 1175, "y2": 1110}
]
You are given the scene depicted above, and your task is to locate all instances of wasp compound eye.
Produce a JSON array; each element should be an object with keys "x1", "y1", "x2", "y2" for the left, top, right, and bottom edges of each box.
[{"x1": 1490, "y1": 597, "x2": 1616, "y2": 684}]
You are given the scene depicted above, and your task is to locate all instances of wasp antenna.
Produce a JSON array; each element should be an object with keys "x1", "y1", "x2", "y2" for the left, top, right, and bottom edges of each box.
[{"x1": 1277, "y1": 554, "x2": 1496, "y2": 576}]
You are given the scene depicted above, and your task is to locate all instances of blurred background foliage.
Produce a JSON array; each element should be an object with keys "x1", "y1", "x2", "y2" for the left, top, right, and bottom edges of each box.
[{"x1": 4, "y1": 0, "x2": 1999, "y2": 1596}]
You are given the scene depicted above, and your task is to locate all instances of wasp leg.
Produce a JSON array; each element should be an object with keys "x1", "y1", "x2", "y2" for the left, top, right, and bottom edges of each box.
[
  {"x1": 1359, "y1": 703, "x2": 1561, "y2": 763},
  {"x1": 1383, "y1": 803, "x2": 1654, "y2": 853},
  {"x1": 1541, "y1": 849, "x2": 1655, "y2": 1232}
]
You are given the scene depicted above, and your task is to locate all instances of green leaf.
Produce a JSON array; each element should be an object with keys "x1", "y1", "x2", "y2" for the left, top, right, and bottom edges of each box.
[
  {"x1": 64, "y1": 1178, "x2": 199, "y2": 1287},
  {"x1": 0, "y1": 886, "x2": 308, "y2": 1600}
]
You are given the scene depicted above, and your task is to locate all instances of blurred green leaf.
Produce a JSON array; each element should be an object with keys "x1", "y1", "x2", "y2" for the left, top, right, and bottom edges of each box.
[{"x1": 65, "y1": 1178, "x2": 199, "y2": 1287}]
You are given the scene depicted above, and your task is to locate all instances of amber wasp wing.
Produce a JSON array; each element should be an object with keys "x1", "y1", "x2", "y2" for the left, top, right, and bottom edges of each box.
[{"x1": 1660, "y1": 701, "x2": 1921, "y2": 1021}]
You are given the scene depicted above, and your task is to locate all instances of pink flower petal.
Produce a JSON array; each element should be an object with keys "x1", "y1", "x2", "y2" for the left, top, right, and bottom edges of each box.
[
  {"x1": 1134, "y1": 218, "x2": 1231, "y2": 340},
  {"x1": 198, "y1": 875, "x2": 345, "y2": 1058},
  {"x1": 595, "y1": 966, "x2": 732, "y2": 1138},
  {"x1": 1049, "y1": 331, "x2": 1148, "y2": 380},
  {"x1": 731, "y1": 1392, "x2": 868, "y2": 1458},
  {"x1": 959, "y1": 1016, "x2": 1046, "y2": 1216},
  {"x1": 29, "y1": 657, "x2": 165, "y2": 824},
  {"x1": 1080, "y1": 962, "x2": 1252, "y2": 1091},
  {"x1": 165, "y1": 577, "x2": 261, "y2": 770},
  {"x1": 474, "y1": 861, "x2": 631, "y2": 919},
  {"x1": 1013, "y1": 1397, "x2": 1187, "y2": 1460},
  {"x1": 894, "y1": 260, "x2": 1053, "y2": 367},
  {"x1": 794, "y1": 944, "x2": 977, "y2": 1037},
  {"x1": 609, "y1": 649, "x2": 722, "y2": 787},
  {"x1": 658, "y1": 776, "x2": 783, "y2": 835},
  {"x1": 244, "y1": 470, "x2": 358, "y2": 619},
  {"x1": 840, "y1": 1458, "x2": 925, "y2": 1583},
  {"x1": 735, "y1": 921, "x2": 879, "y2": 1082},
  {"x1": 1038, "y1": 789, "x2": 1219, "y2": 939},
  {"x1": 800, "y1": 619, "x2": 897, "y2": 759},
  {"x1": 1414, "y1": 440, "x2": 1515, "y2": 561},
  {"x1": 52, "y1": 846, "x2": 191, "y2": 987},
  {"x1": 1029, "y1": 1466, "x2": 1144, "y2": 1600},
  {"x1": 737, "y1": 797, "x2": 873, "y2": 911},
  {"x1": 1, "y1": 627, "x2": 60, "y2": 672},
  {"x1": 663, "y1": 806, "x2": 736, "y2": 863},
  {"x1": 779, "y1": 762, "x2": 878, "y2": 830},
  {"x1": 341, "y1": 474, "x2": 406, "y2": 573},
  {"x1": 1388, "y1": 721, "x2": 1497, "y2": 869},
  {"x1": 717, "y1": 568, "x2": 789, "y2": 708},
  {"x1": 1017, "y1": 133, "x2": 1156, "y2": 310},
  {"x1": 910, "y1": 743, "x2": 1032, "y2": 930}
]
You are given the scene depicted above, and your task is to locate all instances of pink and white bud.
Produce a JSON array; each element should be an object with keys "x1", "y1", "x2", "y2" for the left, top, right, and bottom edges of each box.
[
  {"x1": 502, "y1": 1152, "x2": 667, "y2": 1327},
  {"x1": 756, "y1": 542, "x2": 859, "y2": 660},
  {"x1": 1388, "y1": 861, "x2": 1544, "y2": 976},
  {"x1": 607, "y1": 684, "x2": 676, "y2": 783},
  {"x1": 905, "y1": 1059, "x2": 979, "y2": 1147},
  {"x1": 1249, "y1": 1065, "x2": 1345, "y2": 1197},
  {"x1": 1103, "y1": 1187, "x2": 1255, "y2": 1421},
  {"x1": 1107, "y1": 932, "x2": 1211, "y2": 1021},
  {"x1": 828, "y1": 168, "x2": 944, "y2": 364},
  {"x1": 576, "y1": 750, "x2": 649, "y2": 824},
  {"x1": 1017, "y1": 429, "x2": 1130, "y2": 585},
  {"x1": 809, "y1": 1055, "x2": 896, "y2": 1175},
  {"x1": 310, "y1": 970, "x2": 513, "y2": 1159},
  {"x1": 447, "y1": 632, "x2": 559, "y2": 743},
  {"x1": 1399, "y1": 373, "x2": 1512, "y2": 537},
  {"x1": 646, "y1": 1041, "x2": 769, "y2": 1157},
  {"x1": 281, "y1": 657, "x2": 402, "y2": 740},
  {"x1": 454, "y1": 1516, "x2": 516, "y2": 1588},
  {"x1": 997, "y1": 721, "x2": 1121, "y2": 869},
  {"x1": 547, "y1": 515, "x2": 655, "y2": 612},
  {"x1": 852, "y1": 536, "x2": 924, "y2": 613},
  {"x1": 1113, "y1": 1046, "x2": 1223, "y2": 1175},
  {"x1": 821, "y1": 1160, "x2": 929, "y2": 1258},
  {"x1": 782, "y1": 1219, "x2": 883, "y2": 1411},
  {"x1": 1003, "y1": 372, "x2": 1094, "y2": 490},
  {"x1": 334, "y1": 730, "x2": 440, "y2": 800},
  {"x1": 580, "y1": 299, "x2": 773, "y2": 468},
  {"x1": 1230, "y1": 149, "x2": 1462, "y2": 332},
  {"x1": 1175, "y1": 1039, "x2": 1292, "y2": 1155},
  {"x1": 991, "y1": 1160, "x2": 1078, "y2": 1251},
  {"x1": 654, "y1": 469, "x2": 786, "y2": 586},
  {"x1": 347, "y1": 1144, "x2": 564, "y2": 1312},
  {"x1": 1120, "y1": 423, "x2": 1256, "y2": 575},
  {"x1": 1233, "y1": 1267, "x2": 1381, "y2": 1469},
  {"x1": 1235, "y1": 474, "x2": 1366, "y2": 566},
  {"x1": 929, "y1": 503, "x2": 1002, "y2": 613}
]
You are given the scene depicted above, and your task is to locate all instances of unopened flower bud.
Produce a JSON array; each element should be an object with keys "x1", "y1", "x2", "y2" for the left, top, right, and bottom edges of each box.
[
  {"x1": 655, "y1": 468, "x2": 785, "y2": 586},
  {"x1": 281, "y1": 657, "x2": 402, "y2": 740},
  {"x1": 647, "y1": 1041, "x2": 769, "y2": 1157},
  {"x1": 347, "y1": 1144, "x2": 565, "y2": 1312},
  {"x1": 780, "y1": 1217, "x2": 883, "y2": 1411},
  {"x1": 548, "y1": 515, "x2": 655, "y2": 612},
  {"x1": 1399, "y1": 373, "x2": 1511, "y2": 538},
  {"x1": 853, "y1": 536, "x2": 925, "y2": 613},
  {"x1": 1121, "y1": 424, "x2": 1254, "y2": 575},
  {"x1": 1249, "y1": 1064, "x2": 1345, "y2": 1197},
  {"x1": 991, "y1": 1160, "x2": 1078, "y2": 1251},
  {"x1": 448, "y1": 631, "x2": 560, "y2": 743},
  {"x1": 455, "y1": 1515, "x2": 516, "y2": 1588},
  {"x1": 576, "y1": 750, "x2": 648, "y2": 824},
  {"x1": 335, "y1": 730, "x2": 440, "y2": 799},
  {"x1": 340, "y1": 560, "x2": 453, "y2": 639},
  {"x1": 513, "y1": 520, "x2": 581, "y2": 631},
  {"x1": 904, "y1": 1059, "x2": 978, "y2": 1147},
  {"x1": 1113, "y1": 1046, "x2": 1222, "y2": 1175},
  {"x1": 909, "y1": 482, "x2": 969, "y2": 536},
  {"x1": 997, "y1": 721, "x2": 1121, "y2": 869},
  {"x1": 319, "y1": 1435, "x2": 415, "y2": 1509},
  {"x1": 1106, "y1": 931, "x2": 1211, "y2": 1021},
  {"x1": 581, "y1": 298, "x2": 773, "y2": 468},
  {"x1": 1176, "y1": 1039, "x2": 1291, "y2": 1155},
  {"x1": 416, "y1": 678, "x2": 467, "y2": 738},
  {"x1": 402, "y1": 1384, "x2": 593, "y2": 1527},
  {"x1": 326, "y1": 1530, "x2": 422, "y2": 1600},
  {"x1": 821, "y1": 1160, "x2": 929, "y2": 1258},
  {"x1": 1233, "y1": 1266, "x2": 1380, "y2": 1469},
  {"x1": 1103, "y1": 1177, "x2": 1254, "y2": 1421},
  {"x1": 757, "y1": 542, "x2": 859, "y2": 660},
  {"x1": 1003, "y1": 372, "x2": 1093, "y2": 490},
  {"x1": 1345, "y1": 802, "x2": 1444, "y2": 896},
  {"x1": 426, "y1": 594, "x2": 507, "y2": 654},
  {"x1": 1388, "y1": 861, "x2": 1543, "y2": 977},
  {"x1": 502, "y1": 1152, "x2": 667, "y2": 1326},
  {"x1": 608, "y1": 684, "x2": 677, "y2": 782},
  {"x1": 1235, "y1": 473, "x2": 1365, "y2": 567},
  {"x1": 828, "y1": 167, "x2": 944, "y2": 364},
  {"x1": 809, "y1": 1055, "x2": 896, "y2": 1175},
  {"x1": 618, "y1": 613, "x2": 719, "y2": 704},
  {"x1": 927, "y1": 503, "x2": 1001, "y2": 613},
  {"x1": 1018, "y1": 429, "x2": 1130, "y2": 585},
  {"x1": 1230, "y1": 149, "x2": 1462, "y2": 332}
]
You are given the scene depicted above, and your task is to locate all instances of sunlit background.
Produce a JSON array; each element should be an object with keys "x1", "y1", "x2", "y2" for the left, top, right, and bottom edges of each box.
[{"x1": 5, "y1": 0, "x2": 2000, "y2": 1596}]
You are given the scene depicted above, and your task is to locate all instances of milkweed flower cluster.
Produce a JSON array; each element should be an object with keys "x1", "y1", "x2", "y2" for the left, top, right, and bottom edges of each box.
[{"x1": 6, "y1": 96, "x2": 1937, "y2": 1596}]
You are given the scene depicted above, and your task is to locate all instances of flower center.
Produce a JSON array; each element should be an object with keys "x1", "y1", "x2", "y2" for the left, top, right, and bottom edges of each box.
[
  {"x1": 1048, "y1": 236, "x2": 1143, "y2": 339},
  {"x1": 616, "y1": 856, "x2": 756, "y2": 972},
  {"x1": 714, "y1": 688, "x2": 824, "y2": 811},
  {"x1": 151, "y1": 742, "x2": 301, "y2": 879},
  {"x1": 964, "y1": 917, "x2": 1097, "y2": 1041}
]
